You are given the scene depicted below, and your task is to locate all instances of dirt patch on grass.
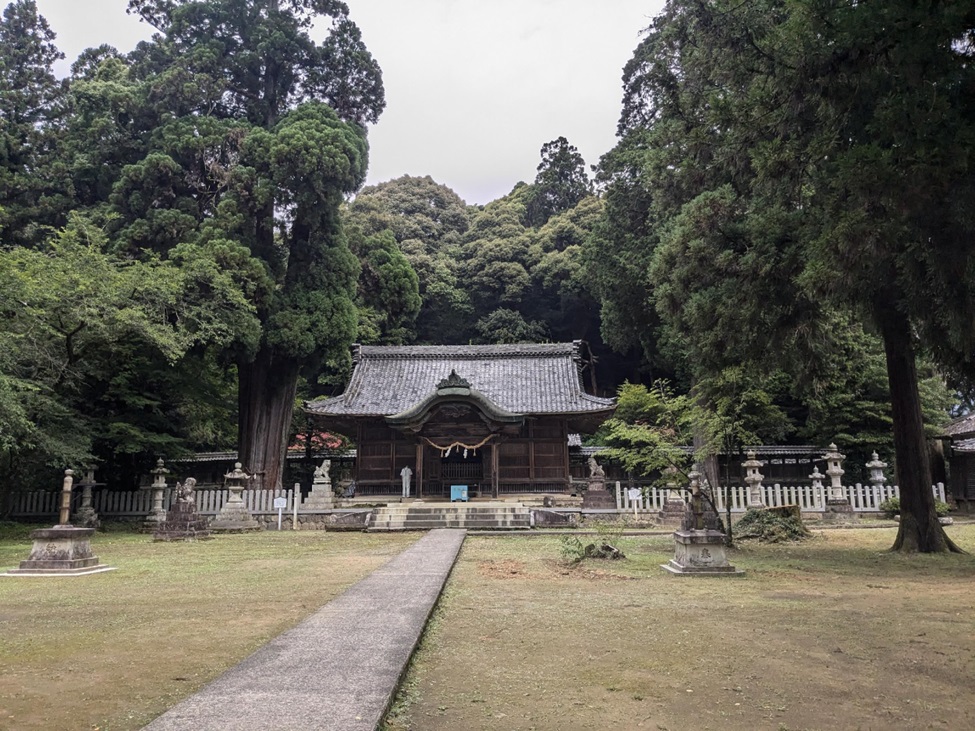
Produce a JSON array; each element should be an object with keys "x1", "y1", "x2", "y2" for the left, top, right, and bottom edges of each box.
[
  {"x1": 385, "y1": 526, "x2": 975, "y2": 731},
  {"x1": 478, "y1": 559, "x2": 528, "y2": 578}
]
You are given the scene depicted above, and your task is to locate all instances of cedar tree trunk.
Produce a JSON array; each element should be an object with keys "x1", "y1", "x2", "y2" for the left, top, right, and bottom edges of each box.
[
  {"x1": 878, "y1": 307, "x2": 963, "y2": 553},
  {"x1": 238, "y1": 346, "x2": 300, "y2": 491}
]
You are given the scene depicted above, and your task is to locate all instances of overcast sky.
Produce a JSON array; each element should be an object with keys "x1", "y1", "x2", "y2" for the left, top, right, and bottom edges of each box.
[{"x1": 34, "y1": 0, "x2": 663, "y2": 204}]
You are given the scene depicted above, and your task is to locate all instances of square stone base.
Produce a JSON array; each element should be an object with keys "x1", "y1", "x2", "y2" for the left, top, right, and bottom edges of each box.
[
  {"x1": 661, "y1": 529, "x2": 744, "y2": 576},
  {"x1": 2, "y1": 526, "x2": 116, "y2": 577},
  {"x1": 822, "y1": 499, "x2": 856, "y2": 523}
]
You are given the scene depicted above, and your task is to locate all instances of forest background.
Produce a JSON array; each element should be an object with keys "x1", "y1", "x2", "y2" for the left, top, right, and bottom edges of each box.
[{"x1": 1, "y1": 1, "x2": 973, "y2": 552}]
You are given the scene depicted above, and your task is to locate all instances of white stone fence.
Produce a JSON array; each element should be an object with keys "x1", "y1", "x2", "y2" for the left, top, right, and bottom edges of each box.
[
  {"x1": 8, "y1": 487, "x2": 303, "y2": 519},
  {"x1": 614, "y1": 480, "x2": 946, "y2": 513}
]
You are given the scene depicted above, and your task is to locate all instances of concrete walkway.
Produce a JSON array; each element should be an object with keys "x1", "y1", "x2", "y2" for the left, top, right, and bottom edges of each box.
[{"x1": 143, "y1": 529, "x2": 466, "y2": 731}]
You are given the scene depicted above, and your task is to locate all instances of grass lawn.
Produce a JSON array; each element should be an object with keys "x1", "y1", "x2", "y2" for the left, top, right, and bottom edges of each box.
[
  {"x1": 0, "y1": 524, "x2": 417, "y2": 731},
  {"x1": 3, "y1": 523, "x2": 974, "y2": 731},
  {"x1": 385, "y1": 524, "x2": 975, "y2": 731}
]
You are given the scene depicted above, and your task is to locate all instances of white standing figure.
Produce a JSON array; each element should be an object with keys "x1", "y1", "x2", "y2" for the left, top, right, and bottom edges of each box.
[{"x1": 400, "y1": 466, "x2": 413, "y2": 498}]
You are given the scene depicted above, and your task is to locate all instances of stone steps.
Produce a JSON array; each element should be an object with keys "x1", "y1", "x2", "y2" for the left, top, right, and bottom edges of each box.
[{"x1": 368, "y1": 502, "x2": 531, "y2": 531}]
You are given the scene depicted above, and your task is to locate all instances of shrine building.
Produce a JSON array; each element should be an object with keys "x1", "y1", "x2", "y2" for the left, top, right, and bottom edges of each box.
[{"x1": 304, "y1": 342, "x2": 615, "y2": 499}]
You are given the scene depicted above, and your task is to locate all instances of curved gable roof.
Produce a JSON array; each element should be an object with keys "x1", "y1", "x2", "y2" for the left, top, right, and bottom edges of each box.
[{"x1": 306, "y1": 342, "x2": 615, "y2": 418}]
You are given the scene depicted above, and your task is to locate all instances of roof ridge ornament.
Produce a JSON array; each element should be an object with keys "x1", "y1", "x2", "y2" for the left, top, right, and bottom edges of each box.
[{"x1": 437, "y1": 370, "x2": 471, "y2": 390}]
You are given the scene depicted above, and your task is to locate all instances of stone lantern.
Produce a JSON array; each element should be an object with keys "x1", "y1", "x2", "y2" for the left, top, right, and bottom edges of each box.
[
  {"x1": 71, "y1": 466, "x2": 101, "y2": 529},
  {"x1": 660, "y1": 465, "x2": 686, "y2": 525},
  {"x1": 662, "y1": 470, "x2": 742, "y2": 576},
  {"x1": 866, "y1": 452, "x2": 886, "y2": 489},
  {"x1": 210, "y1": 462, "x2": 261, "y2": 532},
  {"x1": 742, "y1": 450, "x2": 765, "y2": 509},
  {"x1": 143, "y1": 458, "x2": 170, "y2": 531},
  {"x1": 809, "y1": 466, "x2": 825, "y2": 507},
  {"x1": 823, "y1": 443, "x2": 853, "y2": 519}
]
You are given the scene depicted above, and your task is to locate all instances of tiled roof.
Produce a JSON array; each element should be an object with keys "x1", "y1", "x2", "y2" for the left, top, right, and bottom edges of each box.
[
  {"x1": 173, "y1": 450, "x2": 356, "y2": 463},
  {"x1": 943, "y1": 413, "x2": 975, "y2": 437},
  {"x1": 954, "y1": 438, "x2": 975, "y2": 453},
  {"x1": 307, "y1": 342, "x2": 615, "y2": 417}
]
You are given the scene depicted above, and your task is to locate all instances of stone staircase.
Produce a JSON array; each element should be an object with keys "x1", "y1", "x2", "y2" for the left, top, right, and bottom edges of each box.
[{"x1": 367, "y1": 501, "x2": 531, "y2": 531}]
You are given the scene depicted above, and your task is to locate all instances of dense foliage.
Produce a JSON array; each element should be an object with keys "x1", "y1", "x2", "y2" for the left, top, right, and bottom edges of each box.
[
  {"x1": 586, "y1": 0, "x2": 973, "y2": 552},
  {"x1": 0, "y1": 0, "x2": 966, "y2": 536}
]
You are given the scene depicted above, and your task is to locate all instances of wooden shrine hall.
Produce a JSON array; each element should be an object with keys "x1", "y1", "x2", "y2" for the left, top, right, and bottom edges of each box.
[{"x1": 305, "y1": 342, "x2": 616, "y2": 499}]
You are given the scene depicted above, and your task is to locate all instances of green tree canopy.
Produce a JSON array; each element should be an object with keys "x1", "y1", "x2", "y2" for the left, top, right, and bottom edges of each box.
[{"x1": 593, "y1": 0, "x2": 973, "y2": 552}]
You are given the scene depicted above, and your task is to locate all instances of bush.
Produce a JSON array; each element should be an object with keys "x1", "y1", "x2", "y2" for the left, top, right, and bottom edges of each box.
[
  {"x1": 558, "y1": 533, "x2": 626, "y2": 564},
  {"x1": 735, "y1": 507, "x2": 811, "y2": 543},
  {"x1": 878, "y1": 497, "x2": 950, "y2": 519}
]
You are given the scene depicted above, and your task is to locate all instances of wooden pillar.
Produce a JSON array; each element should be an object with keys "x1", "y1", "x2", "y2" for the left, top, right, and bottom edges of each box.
[
  {"x1": 416, "y1": 443, "x2": 424, "y2": 500},
  {"x1": 492, "y1": 442, "x2": 500, "y2": 499},
  {"x1": 562, "y1": 418, "x2": 571, "y2": 493}
]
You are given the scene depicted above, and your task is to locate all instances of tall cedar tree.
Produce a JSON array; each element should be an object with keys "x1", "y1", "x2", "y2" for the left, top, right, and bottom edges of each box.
[
  {"x1": 0, "y1": 0, "x2": 65, "y2": 245},
  {"x1": 598, "y1": 0, "x2": 974, "y2": 552},
  {"x1": 524, "y1": 136, "x2": 592, "y2": 228},
  {"x1": 126, "y1": 0, "x2": 384, "y2": 488}
]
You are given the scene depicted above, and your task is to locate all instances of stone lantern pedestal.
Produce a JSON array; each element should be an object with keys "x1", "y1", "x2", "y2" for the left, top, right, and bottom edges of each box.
[
  {"x1": 662, "y1": 471, "x2": 743, "y2": 577},
  {"x1": 3, "y1": 470, "x2": 115, "y2": 577},
  {"x1": 210, "y1": 462, "x2": 261, "y2": 533}
]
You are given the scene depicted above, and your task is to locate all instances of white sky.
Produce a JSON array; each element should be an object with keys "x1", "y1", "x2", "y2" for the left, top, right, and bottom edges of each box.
[{"x1": 34, "y1": 0, "x2": 663, "y2": 204}]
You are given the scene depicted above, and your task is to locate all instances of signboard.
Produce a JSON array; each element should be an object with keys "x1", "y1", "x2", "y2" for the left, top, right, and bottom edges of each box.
[
  {"x1": 627, "y1": 488, "x2": 642, "y2": 501},
  {"x1": 273, "y1": 496, "x2": 287, "y2": 509}
]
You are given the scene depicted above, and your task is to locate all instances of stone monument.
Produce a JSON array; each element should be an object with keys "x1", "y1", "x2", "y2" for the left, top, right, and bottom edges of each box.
[
  {"x1": 71, "y1": 466, "x2": 101, "y2": 529},
  {"x1": 302, "y1": 459, "x2": 335, "y2": 511},
  {"x1": 582, "y1": 456, "x2": 615, "y2": 509},
  {"x1": 662, "y1": 470, "x2": 743, "y2": 576},
  {"x1": 153, "y1": 478, "x2": 211, "y2": 541},
  {"x1": 210, "y1": 462, "x2": 261, "y2": 532},
  {"x1": 3, "y1": 469, "x2": 115, "y2": 576}
]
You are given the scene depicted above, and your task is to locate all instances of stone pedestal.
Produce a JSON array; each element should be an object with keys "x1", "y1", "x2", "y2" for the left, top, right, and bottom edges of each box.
[
  {"x1": 210, "y1": 495, "x2": 261, "y2": 532},
  {"x1": 822, "y1": 499, "x2": 856, "y2": 522},
  {"x1": 581, "y1": 484, "x2": 616, "y2": 509},
  {"x1": 3, "y1": 526, "x2": 115, "y2": 576},
  {"x1": 662, "y1": 530, "x2": 744, "y2": 576},
  {"x1": 302, "y1": 460, "x2": 335, "y2": 511},
  {"x1": 154, "y1": 500, "x2": 211, "y2": 542},
  {"x1": 659, "y1": 496, "x2": 687, "y2": 526}
]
